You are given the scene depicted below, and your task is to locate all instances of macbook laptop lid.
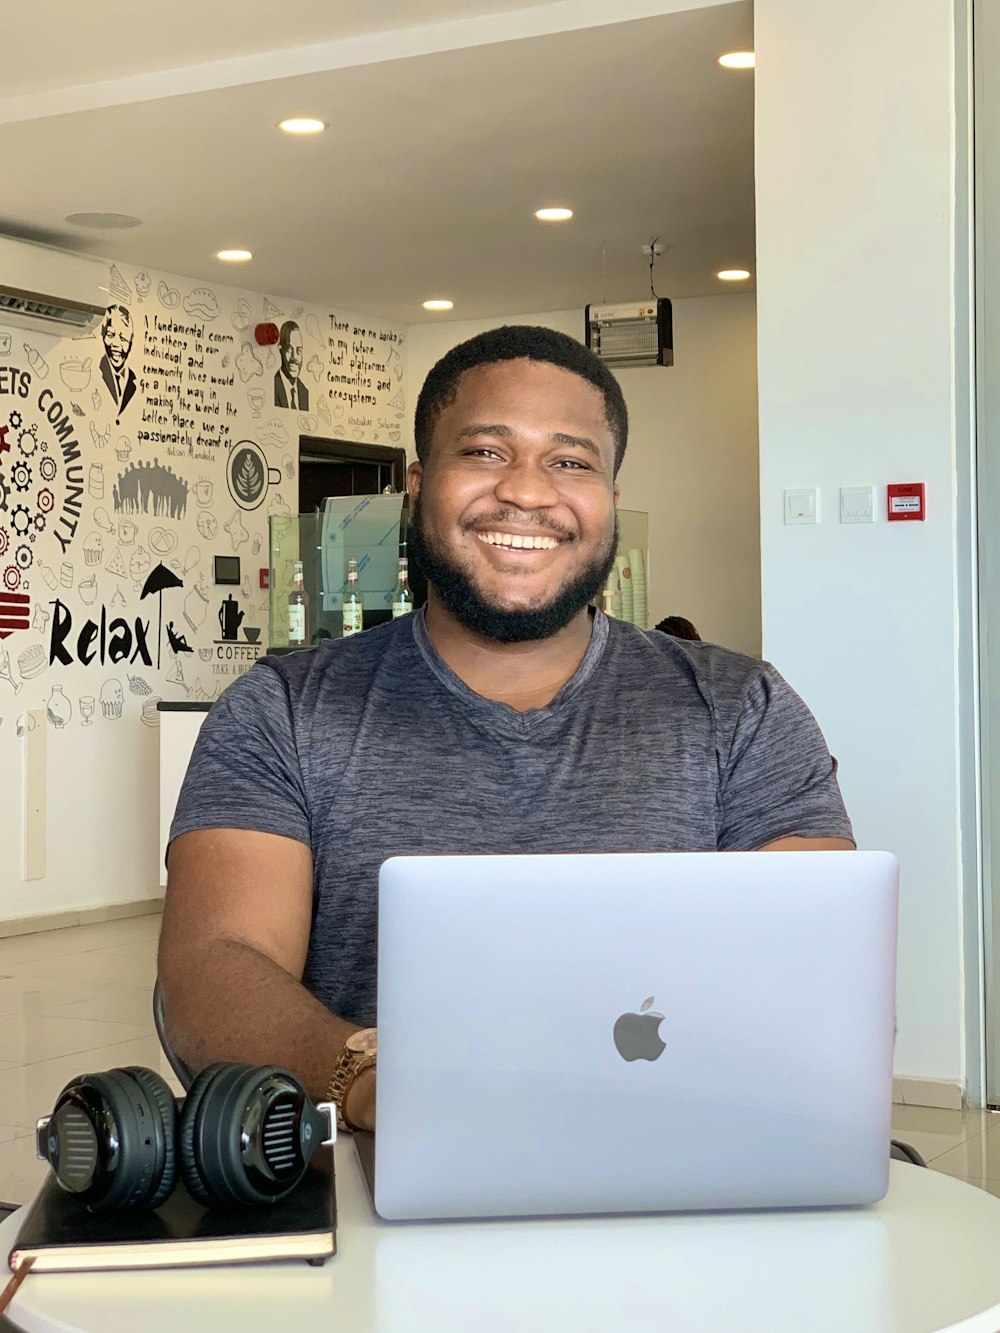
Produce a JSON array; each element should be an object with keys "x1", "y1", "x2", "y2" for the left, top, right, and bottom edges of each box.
[{"x1": 369, "y1": 850, "x2": 898, "y2": 1220}]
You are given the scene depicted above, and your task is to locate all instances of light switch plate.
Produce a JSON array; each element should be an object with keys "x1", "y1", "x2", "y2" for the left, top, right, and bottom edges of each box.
[
  {"x1": 840, "y1": 485, "x2": 875, "y2": 523},
  {"x1": 784, "y1": 488, "x2": 818, "y2": 525}
]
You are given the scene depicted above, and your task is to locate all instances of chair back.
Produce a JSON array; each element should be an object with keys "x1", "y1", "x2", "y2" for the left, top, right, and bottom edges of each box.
[{"x1": 153, "y1": 978, "x2": 195, "y2": 1090}]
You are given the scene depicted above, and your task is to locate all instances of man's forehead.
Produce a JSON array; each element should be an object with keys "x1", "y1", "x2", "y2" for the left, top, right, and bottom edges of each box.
[
  {"x1": 443, "y1": 359, "x2": 612, "y2": 439},
  {"x1": 453, "y1": 359, "x2": 603, "y2": 408}
]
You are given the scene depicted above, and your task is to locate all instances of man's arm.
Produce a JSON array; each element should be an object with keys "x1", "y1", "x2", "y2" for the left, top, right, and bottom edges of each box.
[
  {"x1": 758, "y1": 835, "x2": 854, "y2": 851},
  {"x1": 158, "y1": 827, "x2": 375, "y2": 1128}
]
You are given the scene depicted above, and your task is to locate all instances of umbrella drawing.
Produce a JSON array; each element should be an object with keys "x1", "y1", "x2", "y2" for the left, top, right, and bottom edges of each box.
[{"x1": 140, "y1": 562, "x2": 184, "y2": 669}]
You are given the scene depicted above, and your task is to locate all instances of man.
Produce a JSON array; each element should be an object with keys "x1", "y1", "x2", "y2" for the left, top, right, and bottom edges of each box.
[
  {"x1": 99, "y1": 304, "x2": 137, "y2": 420},
  {"x1": 161, "y1": 325, "x2": 852, "y2": 1135},
  {"x1": 274, "y1": 320, "x2": 309, "y2": 409}
]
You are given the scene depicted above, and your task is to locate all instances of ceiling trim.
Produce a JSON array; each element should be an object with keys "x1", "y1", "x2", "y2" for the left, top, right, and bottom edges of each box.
[{"x1": 0, "y1": 0, "x2": 727, "y2": 125}]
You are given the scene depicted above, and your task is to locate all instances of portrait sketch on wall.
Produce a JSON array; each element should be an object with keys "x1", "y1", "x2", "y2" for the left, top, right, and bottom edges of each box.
[
  {"x1": 274, "y1": 320, "x2": 309, "y2": 410},
  {"x1": 99, "y1": 304, "x2": 138, "y2": 423}
]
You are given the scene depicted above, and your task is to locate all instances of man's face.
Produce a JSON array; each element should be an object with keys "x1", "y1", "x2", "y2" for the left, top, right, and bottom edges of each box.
[
  {"x1": 407, "y1": 358, "x2": 620, "y2": 642},
  {"x1": 281, "y1": 328, "x2": 303, "y2": 382},
  {"x1": 103, "y1": 311, "x2": 133, "y2": 371}
]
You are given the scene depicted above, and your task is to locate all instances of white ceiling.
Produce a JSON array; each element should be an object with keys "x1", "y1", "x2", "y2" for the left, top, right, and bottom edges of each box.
[{"x1": 0, "y1": 0, "x2": 754, "y2": 324}]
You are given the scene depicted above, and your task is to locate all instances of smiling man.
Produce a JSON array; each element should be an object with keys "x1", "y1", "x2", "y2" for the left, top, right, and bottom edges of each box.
[{"x1": 161, "y1": 326, "x2": 853, "y2": 1135}]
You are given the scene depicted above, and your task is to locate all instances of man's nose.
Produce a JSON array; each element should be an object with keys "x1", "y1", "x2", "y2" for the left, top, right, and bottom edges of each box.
[{"x1": 492, "y1": 458, "x2": 560, "y2": 510}]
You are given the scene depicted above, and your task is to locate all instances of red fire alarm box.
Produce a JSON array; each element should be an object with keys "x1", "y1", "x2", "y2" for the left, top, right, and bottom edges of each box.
[{"x1": 887, "y1": 483, "x2": 925, "y2": 522}]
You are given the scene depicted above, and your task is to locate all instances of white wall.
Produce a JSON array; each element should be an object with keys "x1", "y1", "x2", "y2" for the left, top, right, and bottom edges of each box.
[
  {"x1": 406, "y1": 295, "x2": 761, "y2": 657},
  {"x1": 755, "y1": 0, "x2": 975, "y2": 1085}
]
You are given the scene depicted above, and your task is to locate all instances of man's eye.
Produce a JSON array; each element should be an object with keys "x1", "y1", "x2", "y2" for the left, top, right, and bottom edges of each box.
[{"x1": 554, "y1": 458, "x2": 589, "y2": 470}]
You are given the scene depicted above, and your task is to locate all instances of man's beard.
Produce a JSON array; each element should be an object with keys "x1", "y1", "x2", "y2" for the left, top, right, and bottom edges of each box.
[{"x1": 407, "y1": 495, "x2": 618, "y2": 644}]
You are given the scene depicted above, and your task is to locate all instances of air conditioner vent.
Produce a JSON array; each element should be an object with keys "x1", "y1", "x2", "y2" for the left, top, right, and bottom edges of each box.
[{"x1": 0, "y1": 235, "x2": 108, "y2": 338}]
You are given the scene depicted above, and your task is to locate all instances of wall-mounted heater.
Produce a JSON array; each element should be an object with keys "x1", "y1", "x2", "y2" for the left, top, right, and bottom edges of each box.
[{"x1": 585, "y1": 298, "x2": 673, "y2": 368}]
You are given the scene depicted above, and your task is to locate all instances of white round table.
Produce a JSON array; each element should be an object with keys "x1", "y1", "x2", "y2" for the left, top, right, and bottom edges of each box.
[{"x1": 4, "y1": 1144, "x2": 1000, "y2": 1333}]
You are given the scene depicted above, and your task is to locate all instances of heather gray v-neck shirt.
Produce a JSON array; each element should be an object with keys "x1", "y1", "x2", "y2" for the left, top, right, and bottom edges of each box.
[{"x1": 170, "y1": 610, "x2": 852, "y2": 1025}]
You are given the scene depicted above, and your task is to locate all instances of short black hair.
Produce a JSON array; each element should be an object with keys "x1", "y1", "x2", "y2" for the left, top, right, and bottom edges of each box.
[
  {"x1": 102, "y1": 303, "x2": 132, "y2": 335},
  {"x1": 654, "y1": 615, "x2": 701, "y2": 642},
  {"x1": 278, "y1": 320, "x2": 300, "y2": 351},
  {"x1": 414, "y1": 325, "x2": 629, "y2": 474}
]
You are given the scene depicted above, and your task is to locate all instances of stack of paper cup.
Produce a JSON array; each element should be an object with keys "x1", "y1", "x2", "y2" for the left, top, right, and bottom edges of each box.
[
  {"x1": 615, "y1": 555, "x2": 634, "y2": 624},
  {"x1": 604, "y1": 567, "x2": 622, "y2": 618},
  {"x1": 629, "y1": 548, "x2": 647, "y2": 628}
]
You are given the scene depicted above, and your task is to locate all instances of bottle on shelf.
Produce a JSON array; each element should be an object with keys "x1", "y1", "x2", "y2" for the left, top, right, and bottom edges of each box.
[
  {"x1": 343, "y1": 557, "x2": 364, "y2": 636},
  {"x1": 392, "y1": 547, "x2": 413, "y2": 618},
  {"x1": 288, "y1": 559, "x2": 309, "y2": 647}
]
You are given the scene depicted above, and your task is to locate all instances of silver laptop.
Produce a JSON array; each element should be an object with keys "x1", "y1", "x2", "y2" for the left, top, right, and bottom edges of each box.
[{"x1": 365, "y1": 850, "x2": 898, "y2": 1220}]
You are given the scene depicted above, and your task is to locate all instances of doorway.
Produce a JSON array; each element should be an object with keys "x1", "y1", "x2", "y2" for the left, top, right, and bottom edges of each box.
[{"x1": 298, "y1": 436, "x2": 407, "y2": 513}]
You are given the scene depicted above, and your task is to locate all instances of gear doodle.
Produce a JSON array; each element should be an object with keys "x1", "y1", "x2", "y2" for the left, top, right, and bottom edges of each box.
[
  {"x1": 40, "y1": 441, "x2": 48, "y2": 452},
  {"x1": 11, "y1": 460, "x2": 32, "y2": 492},
  {"x1": 15, "y1": 544, "x2": 32, "y2": 570},
  {"x1": 17, "y1": 425, "x2": 38, "y2": 457},
  {"x1": 0, "y1": 526, "x2": 8, "y2": 555},
  {"x1": 11, "y1": 504, "x2": 31, "y2": 536},
  {"x1": 38, "y1": 456, "x2": 57, "y2": 482},
  {"x1": 33, "y1": 513, "x2": 45, "y2": 533},
  {"x1": 37, "y1": 488, "x2": 54, "y2": 514},
  {"x1": 0, "y1": 476, "x2": 8, "y2": 512},
  {"x1": 7, "y1": 410, "x2": 22, "y2": 431},
  {"x1": 3, "y1": 565, "x2": 20, "y2": 592}
]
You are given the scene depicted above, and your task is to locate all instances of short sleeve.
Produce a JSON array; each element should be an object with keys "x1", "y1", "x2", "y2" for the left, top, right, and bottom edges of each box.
[
  {"x1": 167, "y1": 664, "x2": 311, "y2": 858},
  {"x1": 717, "y1": 664, "x2": 854, "y2": 851}
]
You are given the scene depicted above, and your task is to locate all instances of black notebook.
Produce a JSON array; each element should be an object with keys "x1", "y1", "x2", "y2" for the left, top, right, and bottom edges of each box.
[{"x1": 9, "y1": 1147, "x2": 336, "y2": 1273}]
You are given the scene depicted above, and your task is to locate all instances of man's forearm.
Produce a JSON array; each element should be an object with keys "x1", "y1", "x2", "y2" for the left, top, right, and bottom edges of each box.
[{"x1": 158, "y1": 937, "x2": 358, "y2": 1103}]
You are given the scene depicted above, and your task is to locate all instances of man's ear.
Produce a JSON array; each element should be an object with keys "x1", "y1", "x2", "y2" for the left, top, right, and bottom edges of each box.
[
  {"x1": 613, "y1": 484, "x2": 620, "y2": 508},
  {"x1": 407, "y1": 459, "x2": 423, "y2": 501}
]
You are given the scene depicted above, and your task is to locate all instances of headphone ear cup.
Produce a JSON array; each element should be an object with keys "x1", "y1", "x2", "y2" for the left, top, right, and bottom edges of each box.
[
  {"x1": 120, "y1": 1066, "x2": 178, "y2": 1210},
  {"x1": 177, "y1": 1063, "x2": 225, "y2": 1205},
  {"x1": 179, "y1": 1063, "x2": 318, "y2": 1208},
  {"x1": 46, "y1": 1068, "x2": 176, "y2": 1214}
]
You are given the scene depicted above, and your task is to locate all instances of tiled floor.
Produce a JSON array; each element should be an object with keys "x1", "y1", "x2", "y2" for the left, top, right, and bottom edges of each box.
[
  {"x1": 0, "y1": 914, "x2": 998, "y2": 1206},
  {"x1": 0, "y1": 912, "x2": 180, "y2": 1206}
]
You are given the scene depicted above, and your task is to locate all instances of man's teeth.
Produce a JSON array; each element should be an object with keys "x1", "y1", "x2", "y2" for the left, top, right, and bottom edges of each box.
[{"x1": 476, "y1": 531, "x2": 560, "y2": 550}]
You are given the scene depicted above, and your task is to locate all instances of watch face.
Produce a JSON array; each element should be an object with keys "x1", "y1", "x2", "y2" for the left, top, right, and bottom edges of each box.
[{"x1": 346, "y1": 1027, "x2": 377, "y2": 1056}]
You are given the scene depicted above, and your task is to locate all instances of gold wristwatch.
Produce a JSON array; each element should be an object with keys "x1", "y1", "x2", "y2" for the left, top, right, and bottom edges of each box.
[{"x1": 327, "y1": 1028, "x2": 377, "y2": 1131}]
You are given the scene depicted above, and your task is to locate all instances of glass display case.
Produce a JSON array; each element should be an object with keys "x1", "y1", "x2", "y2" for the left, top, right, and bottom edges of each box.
[
  {"x1": 268, "y1": 502, "x2": 649, "y2": 645},
  {"x1": 269, "y1": 495, "x2": 406, "y2": 647}
]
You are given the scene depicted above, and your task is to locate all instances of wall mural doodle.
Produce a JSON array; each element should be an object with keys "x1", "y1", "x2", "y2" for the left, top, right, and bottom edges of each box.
[
  {"x1": 0, "y1": 254, "x2": 406, "y2": 802},
  {"x1": 113, "y1": 461, "x2": 189, "y2": 519}
]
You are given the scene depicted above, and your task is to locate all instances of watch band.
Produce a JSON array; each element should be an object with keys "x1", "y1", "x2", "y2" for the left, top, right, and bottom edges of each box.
[{"x1": 327, "y1": 1049, "x2": 376, "y2": 1132}]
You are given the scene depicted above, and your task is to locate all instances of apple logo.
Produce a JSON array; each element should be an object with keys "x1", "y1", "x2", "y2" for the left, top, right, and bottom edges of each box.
[{"x1": 613, "y1": 996, "x2": 666, "y2": 1062}]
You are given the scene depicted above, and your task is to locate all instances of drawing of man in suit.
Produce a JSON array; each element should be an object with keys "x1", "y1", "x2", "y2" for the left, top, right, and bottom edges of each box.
[
  {"x1": 99, "y1": 304, "x2": 137, "y2": 420},
  {"x1": 274, "y1": 320, "x2": 309, "y2": 410}
]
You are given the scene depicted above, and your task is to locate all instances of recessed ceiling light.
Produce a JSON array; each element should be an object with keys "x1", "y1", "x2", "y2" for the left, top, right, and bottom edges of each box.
[
  {"x1": 215, "y1": 249, "x2": 253, "y2": 263},
  {"x1": 278, "y1": 117, "x2": 327, "y2": 135},
  {"x1": 65, "y1": 212, "x2": 142, "y2": 230},
  {"x1": 422, "y1": 299, "x2": 454, "y2": 312},
  {"x1": 717, "y1": 51, "x2": 755, "y2": 70},
  {"x1": 717, "y1": 269, "x2": 751, "y2": 281},
  {"x1": 535, "y1": 207, "x2": 574, "y2": 222}
]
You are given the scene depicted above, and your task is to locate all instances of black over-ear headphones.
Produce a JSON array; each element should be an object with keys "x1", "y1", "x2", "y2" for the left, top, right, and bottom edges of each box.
[{"x1": 35, "y1": 1063, "x2": 335, "y2": 1214}]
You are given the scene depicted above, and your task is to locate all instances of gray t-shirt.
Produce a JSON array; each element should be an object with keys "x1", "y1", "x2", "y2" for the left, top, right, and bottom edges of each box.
[{"x1": 170, "y1": 610, "x2": 852, "y2": 1025}]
